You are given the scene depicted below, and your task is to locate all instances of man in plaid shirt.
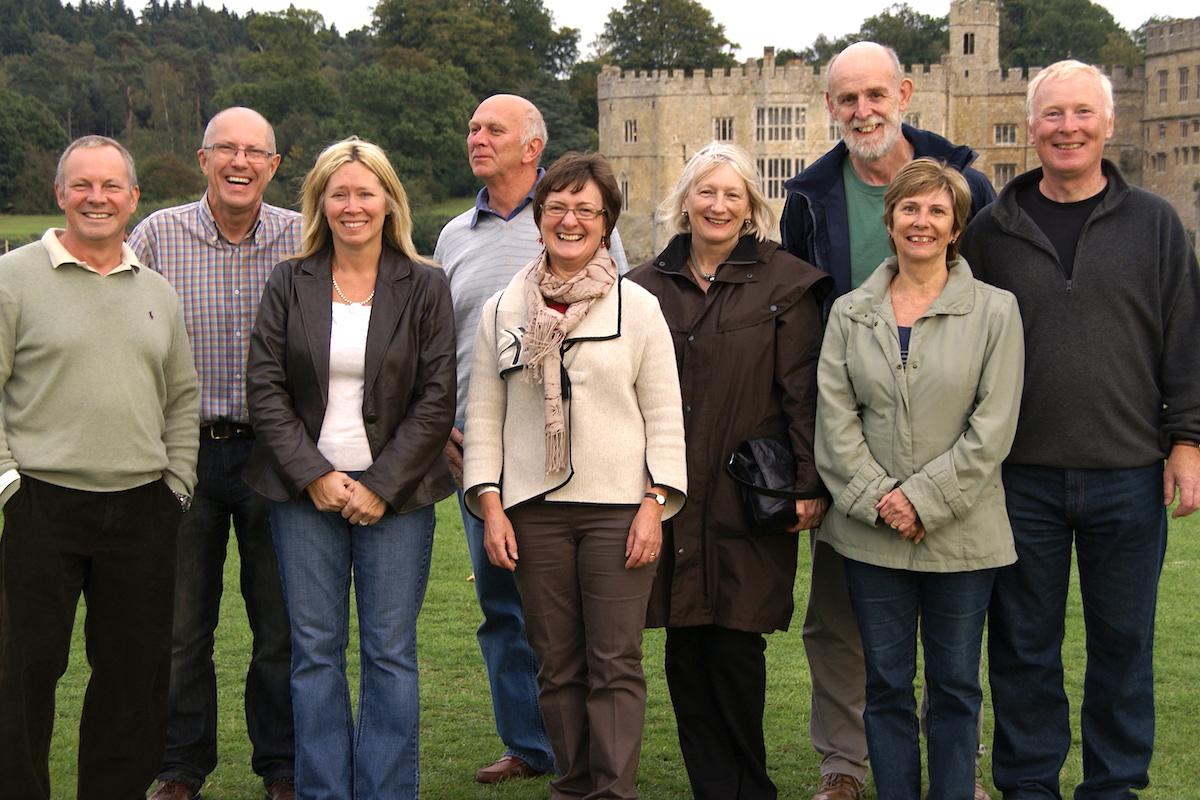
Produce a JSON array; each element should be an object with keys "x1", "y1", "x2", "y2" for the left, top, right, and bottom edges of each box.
[{"x1": 129, "y1": 106, "x2": 300, "y2": 800}]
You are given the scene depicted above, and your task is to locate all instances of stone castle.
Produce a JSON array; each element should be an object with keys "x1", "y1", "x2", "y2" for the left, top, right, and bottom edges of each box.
[{"x1": 597, "y1": 0, "x2": 1200, "y2": 261}]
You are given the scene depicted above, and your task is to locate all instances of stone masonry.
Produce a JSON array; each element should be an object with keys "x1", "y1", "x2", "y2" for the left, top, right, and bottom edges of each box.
[{"x1": 598, "y1": 0, "x2": 1199, "y2": 262}]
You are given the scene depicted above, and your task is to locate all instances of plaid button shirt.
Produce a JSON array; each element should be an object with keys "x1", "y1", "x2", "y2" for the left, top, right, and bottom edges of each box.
[{"x1": 128, "y1": 195, "x2": 301, "y2": 424}]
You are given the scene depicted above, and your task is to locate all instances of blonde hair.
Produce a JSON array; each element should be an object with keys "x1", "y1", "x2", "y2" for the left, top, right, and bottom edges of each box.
[
  {"x1": 1027, "y1": 60, "x2": 1114, "y2": 124},
  {"x1": 883, "y1": 158, "x2": 971, "y2": 262},
  {"x1": 656, "y1": 142, "x2": 774, "y2": 241},
  {"x1": 297, "y1": 137, "x2": 431, "y2": 264}
]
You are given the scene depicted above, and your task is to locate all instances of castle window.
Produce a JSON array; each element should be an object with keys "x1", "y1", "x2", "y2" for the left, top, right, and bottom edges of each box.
[
  {"x1": 1158, "y1": 71, "x2": 1168, "y2": 104},
  {"x1": 1193, "y1": 146, "x2": 1199, "y2": 162},
  {"x1": 1155, "y1": 153, "x2": 1168, "y2": 172},
  {"x1": 904, "y1": 113, "x2": 921, "y2": 128},
  {"x1": 624, "y1": 119, "x2": 638, "y2": 144},
  {"x1": 756, "y1": 157, "x2": 795, "y2": 200},
  {"x1": 1181, "y1": 68, "x2": 1190, "y2": 102},
  {"x1": 1159, "y1": 122, "x2": 1167, "y2": 140},
  {"x1": 828, "y1": 123, "x2": 841, "y2": 142},
  {"x1": 992, "y1": 163, "x2": 1016, "y2": 187},
  {"x1": 994, "y1": 123, "x2": 1018, "y2": 145},
  {"x1": 963, "y1": 32, "x2": 975, "y2": 56},
  {"x1": 1183, "y1": 120, "x2": 1191, "y2": 137},
  {"x1": 755, "y1": 106, "x2": 802, "y2": 142},
  {"x1": 713, "y1": 117, "x2": 735, "y2": 141},
  {"x1": 620, "y1": 175, "x2": 629, "y2": 211},
  {"x1": 1195, "y1": 66, "x2": 1199, "y2": 99},
  {"x1": 1194, "y1": 119, "x2": 1200, "y2": 133}
]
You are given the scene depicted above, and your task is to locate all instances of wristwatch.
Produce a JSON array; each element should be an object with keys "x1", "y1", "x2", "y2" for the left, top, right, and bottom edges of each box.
[
  {"x1": 172, "y1": 490, "x2": 192, "y2": 512},
  {"x1": 644, "y1": 490, "x2": 666, "y2": 506}
]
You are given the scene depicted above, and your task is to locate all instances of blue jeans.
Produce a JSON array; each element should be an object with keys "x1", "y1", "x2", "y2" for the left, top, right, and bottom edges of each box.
[
  {"x1": 159, "y1": 435, "x2": 293, "y2": 787},
  {"x1": 844, "y1": 559, "x2": 994, "y2": 800},
  {"x1": 455, "y1": 426, "x2": 553, "y2": 772},
  {"x1": 989, "y1": 464, "x2": 1166, "y2": 800},
  {"x1": 271, "y1": 494, "x2": 435, "y2": 800}
]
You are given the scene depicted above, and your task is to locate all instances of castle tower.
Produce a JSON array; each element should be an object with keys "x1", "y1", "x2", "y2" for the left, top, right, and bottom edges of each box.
[{"x1": 947, "y1": 0, "x2": 1000, "y2": 79}]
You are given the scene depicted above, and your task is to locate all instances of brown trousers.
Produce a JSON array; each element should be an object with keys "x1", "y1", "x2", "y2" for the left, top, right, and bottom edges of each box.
[{"x1": 509, "y1": 502, "x2": 657, "y2": 800}]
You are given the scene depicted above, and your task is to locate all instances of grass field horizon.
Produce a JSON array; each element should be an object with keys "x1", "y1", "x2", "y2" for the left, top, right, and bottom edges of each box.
[{"x1": 39, "y1": 499, "x2": 1199, "y2": 799}]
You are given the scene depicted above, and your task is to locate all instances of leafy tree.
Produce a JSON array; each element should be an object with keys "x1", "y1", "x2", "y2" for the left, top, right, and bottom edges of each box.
[
  {"x1": 597, "y1": 0, "x2": 738, "y2": 72},
  {"x1": 1000, "y1": 0, "x2": 1134, "y2": 69},
  {"x1": 0, "y1": 89, "x2": 67, "y2": 212},
  {"x1": 797, "y1": 33, "x2": 849, "y2": 66},
  {"x1": 792, "y1": 4, "x2": 945, "y2": 67},
  {"x1": 519, "y1": 73, "x2": 597, "y2": 161},
  {"x1": 567, "y1": 60, "x2": 603, "y2": 129},
  {"x1": 373, "y1": 0, "x2": 575, "y2": 96},
  {"x1": 336, "y1": 62, "x2": 477, "y2": 200},
  {"x1": 859, "y1": 4, "x2": 947, "y2": 65},
  {"x1": 137, "y1": 151, "x2": 204, "y2": 201}
]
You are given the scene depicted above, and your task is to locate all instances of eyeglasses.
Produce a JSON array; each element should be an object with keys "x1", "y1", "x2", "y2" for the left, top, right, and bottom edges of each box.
[
  {"x1": 541, "y1": 202, "x2": 605, "y2": 221},
  {"x1": 204, "y1": 143, "x2": 275, "y2": 164}
]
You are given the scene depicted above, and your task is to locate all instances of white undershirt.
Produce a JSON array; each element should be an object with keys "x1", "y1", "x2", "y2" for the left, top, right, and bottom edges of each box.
[{"x1": 317, "y1": 302, "x2": 374, "y2": 471}]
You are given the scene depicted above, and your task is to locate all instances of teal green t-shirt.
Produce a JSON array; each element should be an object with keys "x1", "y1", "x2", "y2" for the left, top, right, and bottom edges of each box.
[{"x1": 843, "y1": 159, "x2": 892, "y2": 290}]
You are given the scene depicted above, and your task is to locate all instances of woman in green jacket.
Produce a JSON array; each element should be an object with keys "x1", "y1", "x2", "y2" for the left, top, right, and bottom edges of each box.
[{"x1": 814, "y1": 158, "x2": 1024, "y2": 800}]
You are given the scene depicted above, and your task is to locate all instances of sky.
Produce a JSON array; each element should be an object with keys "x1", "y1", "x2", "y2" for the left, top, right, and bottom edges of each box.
[{"x1": 129, "y1": 0, "x2": 1200, "y2": 60}]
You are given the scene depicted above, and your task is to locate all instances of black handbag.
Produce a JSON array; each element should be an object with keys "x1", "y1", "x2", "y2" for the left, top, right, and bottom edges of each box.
[{"x1": 726, "y1": 435, "x2": 803, "y2": 533}]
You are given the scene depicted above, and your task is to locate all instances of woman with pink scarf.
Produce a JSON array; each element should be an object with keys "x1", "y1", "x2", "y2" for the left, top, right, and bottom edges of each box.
[{"x1": 462, "y1": 152, "x2": 687, "y2": 800}]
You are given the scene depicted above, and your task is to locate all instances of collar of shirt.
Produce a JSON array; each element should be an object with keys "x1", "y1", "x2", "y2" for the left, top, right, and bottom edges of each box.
[
  {"x1": 198, "y1": 191, "x2": 265, "y2": 245},
  {"x1": 469, "y1": 167, "x2": 544, "y2": 229},
  {"x1": 42, "y1": 228, "x2": 142, "y2": 275}
]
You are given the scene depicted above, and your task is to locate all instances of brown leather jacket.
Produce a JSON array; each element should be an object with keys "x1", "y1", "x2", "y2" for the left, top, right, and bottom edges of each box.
[
  {"x1": 243, "y1": 244, "x2": 456, "y2": 513},
  {"x1": 628, "y1": 235, "x2": 832, "y2": 633}
]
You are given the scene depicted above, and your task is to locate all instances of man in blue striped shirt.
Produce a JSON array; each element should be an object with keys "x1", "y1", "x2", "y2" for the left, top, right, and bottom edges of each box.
[{"x1": 129, "y1": 106, "x2": 300, "y2": 800}]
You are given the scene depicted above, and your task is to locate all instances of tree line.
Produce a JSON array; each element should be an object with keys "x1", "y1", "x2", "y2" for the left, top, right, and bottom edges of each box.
[{"x1": 0, "y1": 0, "x2": 1163, "y2": 242}]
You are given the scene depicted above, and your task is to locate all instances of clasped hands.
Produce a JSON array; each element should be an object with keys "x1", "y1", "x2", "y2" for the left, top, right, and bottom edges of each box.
[
  {"x1": 877, "y1": 486, "x2": 925, "y2": 544},
  {"x1": 305, "y1": 470, "x2": 386, "y2": 526}
]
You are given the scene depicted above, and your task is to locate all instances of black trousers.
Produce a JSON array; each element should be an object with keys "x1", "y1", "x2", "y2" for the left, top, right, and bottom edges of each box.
[
  {"x1": 0, "y1": 476, "x2": 181, "y2": 800},
  {"x1": 664, "y1": 625, "x2": 776, "y2": 800}
]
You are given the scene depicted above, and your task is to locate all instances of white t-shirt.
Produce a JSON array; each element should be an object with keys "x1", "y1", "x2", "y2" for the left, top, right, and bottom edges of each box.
[{"x1": 317, "y1": 301, "x2": 374, "y2": 471}]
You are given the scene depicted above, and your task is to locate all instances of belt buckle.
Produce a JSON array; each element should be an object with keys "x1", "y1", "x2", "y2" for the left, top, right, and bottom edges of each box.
[{"x1": 207, "y1": 420, "x2": 235, "y2": 440}]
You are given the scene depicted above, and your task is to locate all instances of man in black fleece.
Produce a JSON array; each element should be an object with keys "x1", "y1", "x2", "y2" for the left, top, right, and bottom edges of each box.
[{"x1": 960, "y1": 60, "x2": 1200, "y2": 800}]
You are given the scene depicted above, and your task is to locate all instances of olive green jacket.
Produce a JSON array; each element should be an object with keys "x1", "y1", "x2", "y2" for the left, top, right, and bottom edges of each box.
[{"x1": 815, "y1": 257, "x2": 1023, "y2": 572}]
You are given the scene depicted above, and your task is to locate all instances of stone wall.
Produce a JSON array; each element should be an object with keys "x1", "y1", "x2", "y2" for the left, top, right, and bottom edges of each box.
[{"x1": 598, "y1": 0, "x2": 1197, "y2": 262}]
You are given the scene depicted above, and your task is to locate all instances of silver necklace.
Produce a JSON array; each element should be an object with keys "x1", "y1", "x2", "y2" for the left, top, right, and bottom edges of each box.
[
  {"x1": 331, "y1": 273, "x2": 375, "y2": 306},
  {"x1": 687, "y1": 256, "x2": 717, "y2": 282}
]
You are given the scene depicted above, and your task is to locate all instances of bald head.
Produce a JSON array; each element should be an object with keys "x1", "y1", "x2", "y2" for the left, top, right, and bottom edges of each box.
[
  {"x1": 826, "y1": 41, "x2": 912, "y2": 164},
  {"x1": 467, "y1": 94, "x2": 547, "y2": 187},
  {"x1": 202, "y1": 107, "x2": 277, "y2": 153},
  {"x1": 827, "y1": 41, "x2": 903, "y2": 94},
  {"x1": 475, "y1": 94, "x2": 547, "y2": 149}
]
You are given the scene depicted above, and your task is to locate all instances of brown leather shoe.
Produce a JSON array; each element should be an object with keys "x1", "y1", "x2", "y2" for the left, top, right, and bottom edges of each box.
[
  {"x1": 265, "y1": 777, "x2": 295, "y2": 800},
  {"x1": 812, "y1": 772, "x2": 865, "y2": 800},
  {"x1": 974, "y1": 779, "x2": 993, "y2": 800},
  {"x1": 147, "y1": 780, "x2": 200, "y2": 800},
  {"x1": 474, "y1": 755, "x2": 546, "y2": 784}
]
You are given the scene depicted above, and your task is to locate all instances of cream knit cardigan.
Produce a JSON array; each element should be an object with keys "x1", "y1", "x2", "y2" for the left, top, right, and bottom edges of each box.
[{"x1": 463, "y1": 261, "x2": 687, "y2": 519}]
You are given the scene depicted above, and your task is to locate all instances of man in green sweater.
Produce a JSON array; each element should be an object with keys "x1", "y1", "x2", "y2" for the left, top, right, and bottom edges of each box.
[{"x1": 0, "y1": 135, "x2": 200, "y2": 800}]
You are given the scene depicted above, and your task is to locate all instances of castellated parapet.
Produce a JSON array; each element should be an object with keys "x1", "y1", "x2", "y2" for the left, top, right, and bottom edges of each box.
[{"x1": 598, "y1": 0, "x2": 1199, "y2": 262}]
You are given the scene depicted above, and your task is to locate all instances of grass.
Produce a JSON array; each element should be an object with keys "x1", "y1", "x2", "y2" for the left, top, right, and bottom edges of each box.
[
  {"x1": 41, "y1": 500, "x2": 1200, "y2": 799},
  {"x1": 0, "y1": 214, "x2": 62, "y2": 247}
]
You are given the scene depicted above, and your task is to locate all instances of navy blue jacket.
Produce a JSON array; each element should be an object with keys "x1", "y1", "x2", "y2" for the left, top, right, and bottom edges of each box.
[{"x1": 780, "y1": 124, "x2": 995, "y2": 303}]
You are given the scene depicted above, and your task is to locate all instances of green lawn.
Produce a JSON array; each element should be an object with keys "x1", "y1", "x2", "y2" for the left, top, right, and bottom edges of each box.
[
  {"x1": 41, "y1": 501, "x2": 1199, "y2": 798},
  {"x1": 0, "y1": 214, "x2": 62, "y2": 247}
]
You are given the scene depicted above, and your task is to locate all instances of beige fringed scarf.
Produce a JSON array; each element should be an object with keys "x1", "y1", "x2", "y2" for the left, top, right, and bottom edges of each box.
[{"x1": 522, "y1": 247, "x2": 617, "y2": 473}]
